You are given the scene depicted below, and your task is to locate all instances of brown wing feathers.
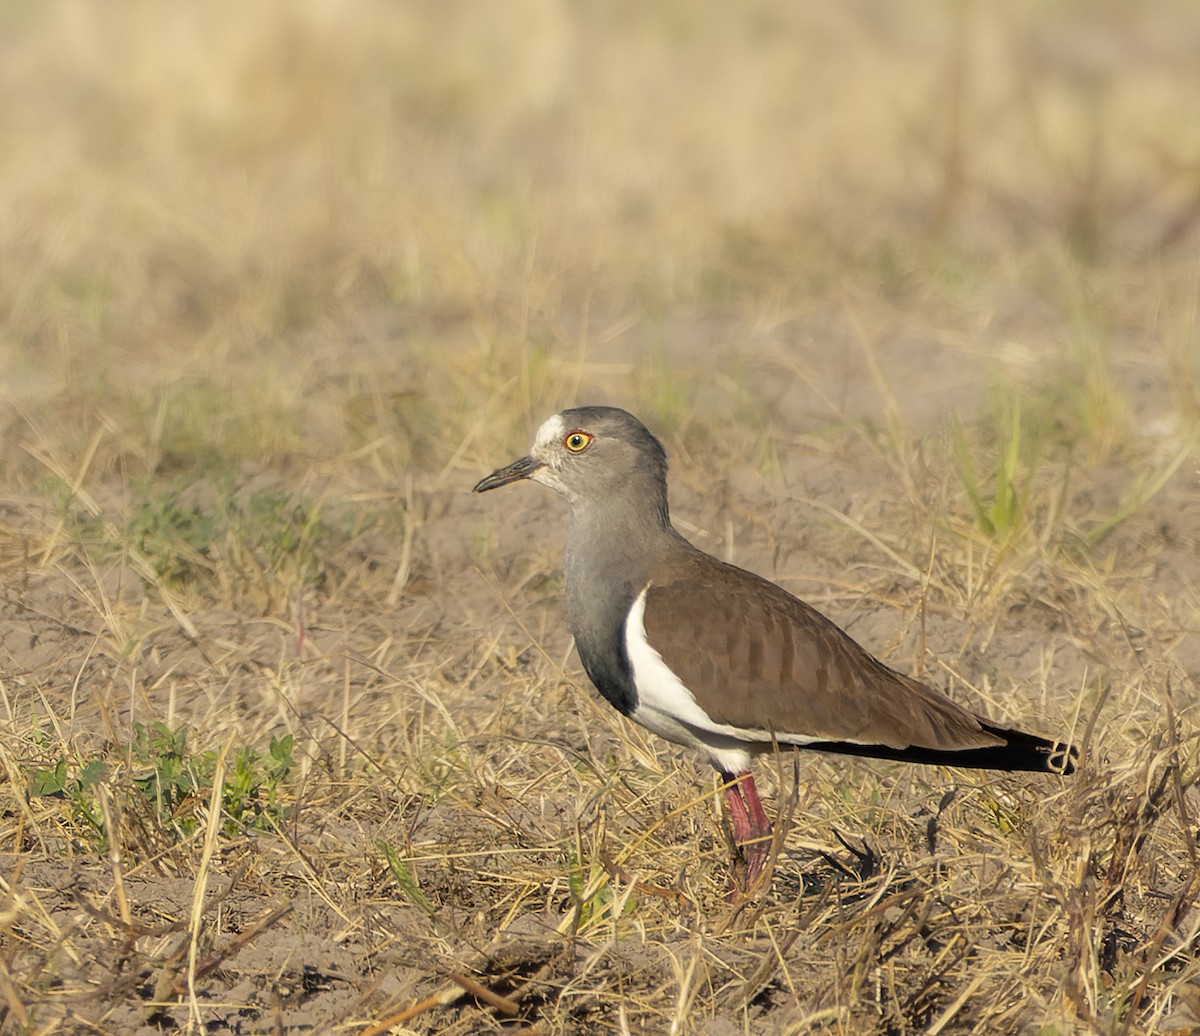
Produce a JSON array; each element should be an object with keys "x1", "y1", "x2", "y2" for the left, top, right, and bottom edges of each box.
[{"x1": 643, "y1": 552, "x2": 1076, "y2": 774}]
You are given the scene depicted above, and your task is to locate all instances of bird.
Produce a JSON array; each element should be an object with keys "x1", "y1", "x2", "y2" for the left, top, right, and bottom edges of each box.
[{"x1": 474, "y1": 406, "x2": 1077, "y2": 886}]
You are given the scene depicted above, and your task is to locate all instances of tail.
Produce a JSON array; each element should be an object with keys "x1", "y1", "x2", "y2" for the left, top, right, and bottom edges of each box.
[{"x1": 806, "y1": 723, "x2": 1077, "y2": 775}]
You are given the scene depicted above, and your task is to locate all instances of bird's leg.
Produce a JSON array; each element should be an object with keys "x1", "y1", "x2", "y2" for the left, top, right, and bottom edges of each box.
[
  {"x1": 736, "y1": 770, "x2": 773, "y2": 883},
  {"x1": 722, "y1": 770, "x2": 773, "y2": 887},
  {"x1": 722, "y1": 773, "x2": 754, "y2": 846}
]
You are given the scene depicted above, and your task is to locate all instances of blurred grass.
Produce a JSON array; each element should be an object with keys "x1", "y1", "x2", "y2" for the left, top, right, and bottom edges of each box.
[
  {"x1": 0, "y1": 1, "x2": 1198, "y2": 1034},
  {"x1": 2, "y1": 0, "x2": 1198, "y2": 475}
]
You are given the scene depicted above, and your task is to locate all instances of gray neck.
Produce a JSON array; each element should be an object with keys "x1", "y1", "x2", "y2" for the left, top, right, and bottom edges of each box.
[
  {"x1": 562, "y1": 492, "x2": 685, "y2": 714},
  {"x1": 565, "y1": 500, "x2": 677, "y2": 602}
]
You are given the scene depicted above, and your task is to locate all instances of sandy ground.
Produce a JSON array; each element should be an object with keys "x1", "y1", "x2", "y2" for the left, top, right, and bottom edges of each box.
[{"x1": 3, "y1": 313, "x2": 1198, "y2": 1034}]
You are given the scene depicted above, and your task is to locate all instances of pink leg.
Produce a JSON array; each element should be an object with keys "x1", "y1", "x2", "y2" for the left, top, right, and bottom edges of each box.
[
  {"x1": 724, "y1": 779, "x2": 754, "y2": 846},
  {"x1": 736, "y1": 771, "x2": 773, "y2": 883},
  {"x1": 739, "y1": 771, "x2": 772, "y2": 840},
  {"x1": 722, "y1": 770, "x2": 774, "y2": 887}
]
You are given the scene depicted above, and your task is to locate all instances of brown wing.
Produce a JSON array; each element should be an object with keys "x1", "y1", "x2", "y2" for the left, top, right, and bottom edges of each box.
[{"x1": 642, "y1": 552, "x2": 1003, "y2": 754}]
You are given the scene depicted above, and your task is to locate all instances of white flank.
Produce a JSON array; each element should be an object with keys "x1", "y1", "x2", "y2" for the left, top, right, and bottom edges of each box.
[
  {"x1": 623, "y1": 588, "x2": 882, "y2": 769},
  {"x1": 623, "y1": 588, "x2": 767, "y2": 772}
]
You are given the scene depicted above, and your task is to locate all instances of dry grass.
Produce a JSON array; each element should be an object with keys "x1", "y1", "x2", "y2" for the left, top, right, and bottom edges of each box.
[{"x1": 1, "y1": 1, "x2": 1199, "y2": 1033}]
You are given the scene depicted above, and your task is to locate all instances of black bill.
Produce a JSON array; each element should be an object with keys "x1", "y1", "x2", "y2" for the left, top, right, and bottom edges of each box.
[{"x1": 473, "y1": 455, "x2": 544, "y2": 493}]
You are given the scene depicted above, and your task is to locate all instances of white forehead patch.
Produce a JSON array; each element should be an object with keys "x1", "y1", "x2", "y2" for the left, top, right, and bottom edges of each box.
[{"x1": 532, "y1": 412, "x2": 566, "y2": 454}]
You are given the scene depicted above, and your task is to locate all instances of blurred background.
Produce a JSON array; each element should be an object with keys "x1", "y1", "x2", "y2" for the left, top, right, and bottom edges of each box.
[{"x1": 2, "y1": 0, "x2": 1197, "y2": 481}]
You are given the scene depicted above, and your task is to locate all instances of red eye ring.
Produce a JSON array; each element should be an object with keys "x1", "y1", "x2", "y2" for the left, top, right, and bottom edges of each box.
[{"x1": 563, "y1": 430, "x2": 593, "y2": 453}]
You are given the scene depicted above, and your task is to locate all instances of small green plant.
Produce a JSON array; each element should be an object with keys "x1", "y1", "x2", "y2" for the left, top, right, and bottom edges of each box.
[
  {"x1": 126, "y1": 491, "x2": 220, "y2": 586},
  {"x1": 64, "y1": 479, "x2": 357, "y2": 606},
  {"x1": 1074, "y1": 426, "x2": 1199, "y2": 549},
  {"x1": 31, "y1": 757, "x2": 110, "y2": 798},
  {"x1": 30, "y1": 756, "x2": 109, "y2": 843},
  {"x1": 135, "y1": 485, "x2": 334, "y2": 589},
  {"x1": 29, "y1": 723, "x2": 297, "y2": 852},
  {"x1": 379, "y1": 840, "x2": 437, "y2": 915},
  {"x1": 566, "y1": 849, "x2": 637, "y2": 932},
  {"x1": 952, "y1": 395, "x2": 1041, "y2": 542},
  {"x1": 130, "y1": 721, "x2": 197, "y2": 826},
  {"x1": 136, "y1": 380, "x2": 300, "y2": 475},
  {"x1": 224, "y1": 735, "x2": 296, "y2": 827},
  {"x1": 131, "y1": 722, "x2": 295, "y2": 837}
]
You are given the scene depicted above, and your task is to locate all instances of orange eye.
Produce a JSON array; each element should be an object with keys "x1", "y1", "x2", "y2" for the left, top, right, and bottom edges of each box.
[{"x1": 564, "y1": 430, "x2": 593, "y2": 452}]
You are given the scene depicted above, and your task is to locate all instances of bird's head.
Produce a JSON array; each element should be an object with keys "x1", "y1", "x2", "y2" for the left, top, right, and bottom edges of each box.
[{"x1": 474, "y1": 406, "x2": 669, "y2": 518}]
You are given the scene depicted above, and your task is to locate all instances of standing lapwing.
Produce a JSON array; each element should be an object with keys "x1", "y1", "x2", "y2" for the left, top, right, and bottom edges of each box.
[{"x1": 474, "y1": 406, "x2": 1077, "y2": 885}]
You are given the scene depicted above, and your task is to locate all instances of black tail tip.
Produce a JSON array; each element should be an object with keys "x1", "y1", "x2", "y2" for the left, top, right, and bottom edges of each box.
[{"x1": 979, "y1": 722, "x2": 1080, "y2": 775}]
